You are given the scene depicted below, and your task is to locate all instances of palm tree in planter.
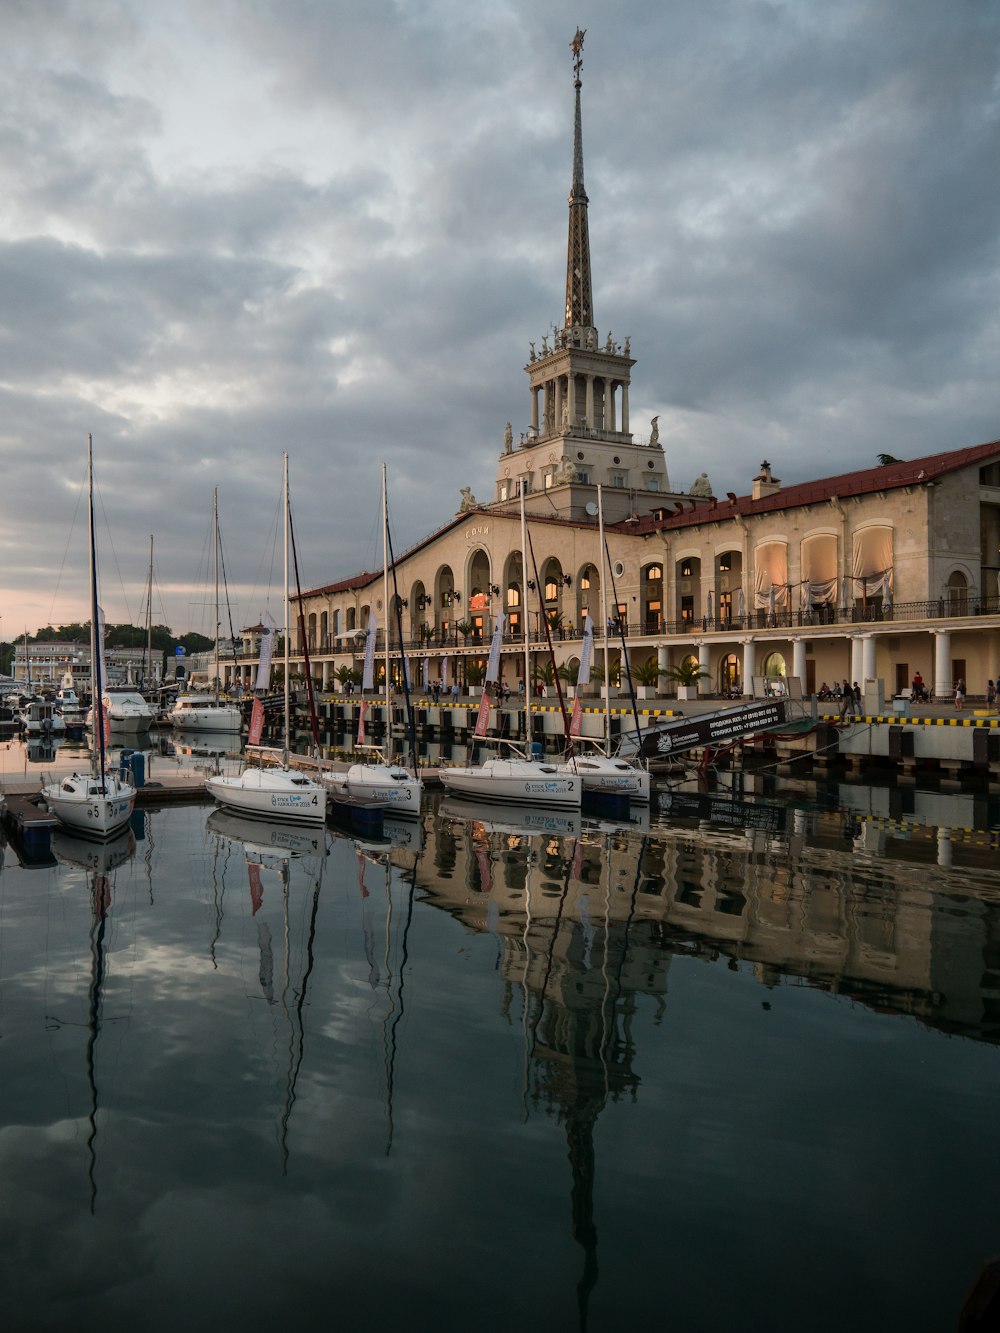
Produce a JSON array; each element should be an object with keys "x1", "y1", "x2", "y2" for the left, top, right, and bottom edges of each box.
[
  {"x1": 532, "y1": 659, "x2": 556, "y2": 697},
  {"x1": 465, "y1": 661, "x2": 487, "y2": 696},
  {"x1": 662, "y1": 658, "x2": 710, "y2": 701},
  {"x1": 332, "y1": 664, "x2": 358, "y2": 695},
  {"x1": 632, "y1": 658, "x2": 665, "y2": 699}
]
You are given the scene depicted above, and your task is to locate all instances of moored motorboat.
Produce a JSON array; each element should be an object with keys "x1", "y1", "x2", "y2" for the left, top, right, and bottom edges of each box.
[
  {"x1": 167, "y1": 694, "x2": 242, "y2": 733},
  {"x1": 87, "y1": 686, "x2": 155, "y2": 732}
]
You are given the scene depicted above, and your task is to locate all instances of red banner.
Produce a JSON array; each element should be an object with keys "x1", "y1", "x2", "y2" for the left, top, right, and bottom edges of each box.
[
  {"x1": 357, "y1": 698, "x2": 368, "y2": 745},
  {"x1": 248, "y1": 697, "x2": 265, "y2": 745},
  {"x1": 569, "y1": 696, "x2": 584, "y2": 736},
  {"x1": 474, "y1": 686, "x2": 492, "y2": 737},
  {"x1": 248, "y1": 863, "x2": 263, "y2": 915}
]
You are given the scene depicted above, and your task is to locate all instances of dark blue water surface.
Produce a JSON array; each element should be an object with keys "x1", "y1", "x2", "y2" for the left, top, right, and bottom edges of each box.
[{"x1": 2, "y1": 783, "x2": 1000, "y2": 1332}]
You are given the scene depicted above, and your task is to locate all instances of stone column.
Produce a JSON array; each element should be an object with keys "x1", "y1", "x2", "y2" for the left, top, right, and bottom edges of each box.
[
  {"x1": 606, "y1": 380, "x2": 616, "y2": 433},
  {"x1": 585, "y1": 374, "x2": 594, "y2": 430},
  {"x1": 861, "y1": 634, "x2": 877, "y2": 684},
  {"x1": 530, "y1": 385, "x2": 539, "y2": 435},
  {"x1": 742, "y1": 638, "x2": 756, "y2": 696},
  {"x1": 933, "y1": 629, "x2": 952, "y2": 698},
  {"x1": 792, "y1": 638, "x2": 806, "y2": 687},
  {"x1": 543, "y1": 380, "x2": 553, "y2": 435},
  {"x1": 321, "y1": 660, "x2": 329, "y2": 689},
  {"x1": 698, "y1": 640, "x2": 710, "y2": 695},
  {"x1": 657, "y1": 645, "x2": 670, "y2": 674},
  {"x1": 554, "y1": 376, "x2": 563, "y2": 432},
  {"x1": 850, "y1": 635, "x2": 864, "y2": 685},
  {"x1": 621, "y1": 382, "x2": 629, "y2": 435}
]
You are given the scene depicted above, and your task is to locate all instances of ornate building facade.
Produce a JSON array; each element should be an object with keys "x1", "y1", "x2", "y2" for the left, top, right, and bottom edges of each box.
[{"x1": 236, "y1": 36, "x2": 1000, "y2": 703}]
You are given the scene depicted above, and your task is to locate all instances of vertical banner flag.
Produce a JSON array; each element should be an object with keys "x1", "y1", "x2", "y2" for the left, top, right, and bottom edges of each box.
[
  {"x1": 569, "y1": 695, "x2": 584, "y2": 736},
  {"x1": 254, "y1": 611, "x2": 277, "y2": 690},
  {"x1": 441, "y1": 656, "x2": 448, "y2": 691},
  {"x1": 361, "y1": 610, "x2": 377, "y2": 691},
  {"x1": 474, "y1": 685, "x2": 492, "y2": 737},
  {"x1": 248, "y1": 697, "x2": 265, "y2": 745},
  {"x1": 357, "y1": 697, "x2": 368, "y2": 745},
  {"x1": 485, "y1": 612, "x2": 505, "y2": 683},
  {"x1": 422, "y1": 656, "x2": 430, "y2": 692},
  {"x1": 577, "y1": 615, "x2": 594, "y2": 686}
]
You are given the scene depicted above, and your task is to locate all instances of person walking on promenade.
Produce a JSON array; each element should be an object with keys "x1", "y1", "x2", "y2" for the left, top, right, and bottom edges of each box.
[
  {"x1": 956, "y1": 678, "x2": 966, "y2": 711},
  {"x1": 840, "y1": 678, "x2": 854, "y2": 721},
  {"x1": 853, "y1": 681, "x2": 862, "y2": 718},
  {"x1": 988, "y1": 679, "x2": 996, "y2": 707}
]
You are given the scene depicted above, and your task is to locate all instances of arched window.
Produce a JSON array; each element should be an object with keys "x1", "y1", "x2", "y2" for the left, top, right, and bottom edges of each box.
[
  {"x1": 719, "y1": 653, "x2": 740, "y2": 694},
  {"x1": 947, "y1": 570, "x2": 969, "y2": 614}
]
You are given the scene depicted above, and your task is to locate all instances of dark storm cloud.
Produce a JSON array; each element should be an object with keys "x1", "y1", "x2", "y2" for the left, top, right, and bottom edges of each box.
[{"x1": 0, "y1": 0, "x2": 998, "y2": 631}]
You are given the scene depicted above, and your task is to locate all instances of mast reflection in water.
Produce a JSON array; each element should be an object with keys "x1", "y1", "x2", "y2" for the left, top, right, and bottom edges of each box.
[{"x1": 1, "y1": 783, "x2": 1000, "y2": 1332}]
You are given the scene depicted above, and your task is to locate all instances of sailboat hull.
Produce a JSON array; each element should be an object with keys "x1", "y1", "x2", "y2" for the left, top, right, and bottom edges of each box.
[
  {"x1": 332, "y1": 763, "x2": 423, "y2": 816},
  {"x1": 439, "y1": 759, "x2": 582, "y2": 809},
  {"x1": 206, "y1": 767, "x2": 327, "y2": 823},
  {"x1": 557, "y1": 755, "x2": 651, "y2": 802},
  {"x1": 42, "y1": 773, "x2": 136, "y2": 837}
]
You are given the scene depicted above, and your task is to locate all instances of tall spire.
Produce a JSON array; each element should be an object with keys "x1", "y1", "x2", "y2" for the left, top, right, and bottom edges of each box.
[{"x1": 565, "y1": 28, "x2": 594, "y2": 334}]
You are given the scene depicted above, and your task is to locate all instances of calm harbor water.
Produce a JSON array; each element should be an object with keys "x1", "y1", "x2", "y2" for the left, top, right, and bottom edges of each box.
[{"x1": 2, "y1": 734, "x2": 1000, "y2": 1331}]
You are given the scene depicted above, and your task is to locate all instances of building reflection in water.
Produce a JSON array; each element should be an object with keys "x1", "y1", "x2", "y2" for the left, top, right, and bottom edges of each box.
[{"x1": 411, "y1": 785, "x2": 1000, "y2": 1325}]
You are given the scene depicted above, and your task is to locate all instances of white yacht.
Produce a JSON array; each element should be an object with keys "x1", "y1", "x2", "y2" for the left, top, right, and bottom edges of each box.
[
  {"x1": 43, "y1": 437, "x2": 137, "y2": 839},
  {"x1": 55, "y1": 686, "x2": 85, "y2": 727},
  {"x1": 20, "y1": 698, "x2": 67, "y2": 735},
  {"x1": 167, "y1": 694, "x2": 242, "y2": 733},
  {"x1": 439, "y1": 741, "x2": 582, "y2": 809},
  {"x1": 87, "y1": 687, "x2": 155, "y2": 731},
  {"x1": 206, "y1": 753, "x2": 327, "y2": 824},
  {"x1": 325, "y1": 745, "x2": 423, "y2": 817},
  {"x1": 557, "y1": 741, "x2": 651, "y2": 802}
]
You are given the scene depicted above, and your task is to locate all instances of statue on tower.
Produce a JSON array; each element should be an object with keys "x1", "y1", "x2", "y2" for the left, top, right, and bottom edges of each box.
[
  {"x1": 649, "y1": 416, "x2": 659, "y2": 447},
  {"x1": 503, "y1": 422, "x2": 513, "y2": 453}
]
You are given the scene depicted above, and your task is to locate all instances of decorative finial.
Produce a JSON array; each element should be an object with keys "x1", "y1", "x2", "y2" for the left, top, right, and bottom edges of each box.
[{"x1": 571, "y1": 27, "x2": 585, "y2": 84}]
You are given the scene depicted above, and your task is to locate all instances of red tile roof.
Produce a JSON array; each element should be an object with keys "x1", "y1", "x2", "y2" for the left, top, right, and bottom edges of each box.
[{"x1": 621, "y1": 437, "x2": 1000, "y2": 535}]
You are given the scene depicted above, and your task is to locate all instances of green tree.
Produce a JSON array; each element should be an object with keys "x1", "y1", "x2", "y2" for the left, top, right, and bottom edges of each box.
[
  {"x1": 632, "y1": 659, "x2": 663, "y2": 686},
  {"x1": 662, "y1": 659, "x2": 710, "y2": 687}
]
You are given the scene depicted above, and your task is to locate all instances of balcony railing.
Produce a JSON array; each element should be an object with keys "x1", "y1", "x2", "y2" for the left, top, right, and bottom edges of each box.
[{"x1": 274, "y1": 597, "x2": 1000, "y2": 658}]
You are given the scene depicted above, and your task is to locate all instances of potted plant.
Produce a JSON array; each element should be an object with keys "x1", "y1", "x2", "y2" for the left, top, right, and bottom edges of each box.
[
  {"x1": 631, "y1": 658, "x2": 664, "y2": 700},
  {"x1": 662, "y1": 658, "x2": 709, "y2": 701},
  {"x1": 465, "y1": 661, "x2": 487, "y2": 696},
  {"x1": 533, "y1": 660, "x2": 556, "y2": 697}
]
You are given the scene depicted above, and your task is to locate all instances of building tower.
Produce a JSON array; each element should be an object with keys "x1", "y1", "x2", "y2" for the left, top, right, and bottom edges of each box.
[{"x1": 492, "y1": 30, "x2": 695, "y2": 525}]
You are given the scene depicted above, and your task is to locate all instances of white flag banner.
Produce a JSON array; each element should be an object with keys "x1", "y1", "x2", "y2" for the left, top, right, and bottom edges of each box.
[
  {"x1": 361, "y1": 610, "x2": 378, "y2": 691},
  {"x1": 485, "y1": 612, "x2": 505, "y2": 683},
  {"x1": 254, "y1": 611, "x2": 277, "y2": 690},
  {"x1": 577, "y1": 615, "x2": 594, "y2": 686},
  {"x1": 96, "y1": 605, "x2": 108, "y2": 693},
  {"x1": 422, "y1": 656, "x2": 430, "y2": 691},
  {"x1": 441, "y1": 656, "x2": 448, "y2": 690}
]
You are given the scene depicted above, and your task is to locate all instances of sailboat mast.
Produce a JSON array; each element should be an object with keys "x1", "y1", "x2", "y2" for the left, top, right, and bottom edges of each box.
[
  {"x1": 381, "y1": 463, "x2": 390, "y2": 708},
  {"x1": 283, "y1": 452, "x2": 290, "y2": 766},
  {"x1": 213, "y1": 490, "x2": 220, "y2": 704},
  {"x1": 520, "y1": 489, "x2": 531, "y2": 743},
  {"x1": 87, "y1": 435, "x2": 107, "y2": 785},
  {"x1": 597, "y1": 484, "x2": 611, "y2": 751},
  {"x1": 144, "y1": 534, "x2": 153, "y2": 689}
]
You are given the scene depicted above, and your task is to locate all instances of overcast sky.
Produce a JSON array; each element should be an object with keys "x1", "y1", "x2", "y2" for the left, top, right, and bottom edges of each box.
[{"x1": 2, "y1": 0, "x2": 999, "y2": 640}]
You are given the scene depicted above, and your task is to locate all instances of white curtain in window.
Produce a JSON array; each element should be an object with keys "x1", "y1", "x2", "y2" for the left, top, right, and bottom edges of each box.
[
  {"x1": 754, "y1": 542, "x2": 788, "y2": 609},
  {"x1": 853, "y1": 526, "x2": 893, "y2": 598},
  {"x1": 801, "y1": 534, "x2": 838, "y2": 605}
]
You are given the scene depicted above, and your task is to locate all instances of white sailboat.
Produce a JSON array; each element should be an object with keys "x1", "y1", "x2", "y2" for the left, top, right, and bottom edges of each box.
[
  {"x1": 558, "y1": 484, "x2": 650, "y2": 803},
  {"x1": 438, "y1": 491, "x2": 582, "y2": 810},
  {"x1": 206, "y1": 455, "x2": 327, "y2": 824},
  {"x1": 43, "y1": 437, "x2": 137, "y2": 838},
  {"x1": 326, "y1": 464, "x2": 424, "y2": 816},
  {"x1": 168, "y1": 491, "x2": 242, "y2": 733}
]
